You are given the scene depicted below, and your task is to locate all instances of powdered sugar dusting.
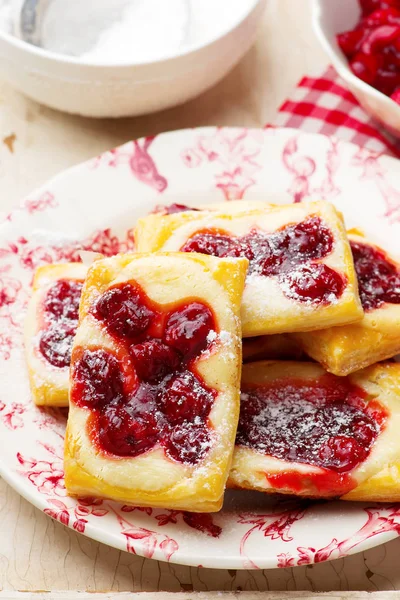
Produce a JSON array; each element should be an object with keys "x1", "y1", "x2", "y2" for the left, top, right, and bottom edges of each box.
[{"x1": 237, "y1": 378, "x2": 385, "y2": 474}]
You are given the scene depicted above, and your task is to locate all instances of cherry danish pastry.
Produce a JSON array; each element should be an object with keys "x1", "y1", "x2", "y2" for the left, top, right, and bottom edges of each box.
[
  {"x1": 25, "y1": 263, "x2": 87, "y2": 406},
  {"x1": 135, "y1": 201, "x2": 363, "y2": 336},
  {"x1": 64, "y1": 252, "x2": 247, "y2": 511}
]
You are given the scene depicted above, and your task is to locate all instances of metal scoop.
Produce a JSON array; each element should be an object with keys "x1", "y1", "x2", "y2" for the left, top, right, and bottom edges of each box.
[{"x1": 17, "y1": 0, "x2": 50, "y2": 45}]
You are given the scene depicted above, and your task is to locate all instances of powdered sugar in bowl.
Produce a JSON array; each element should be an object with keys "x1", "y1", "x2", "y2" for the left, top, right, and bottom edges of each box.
[{"x1": 0, "y1": 0, "x2": 266, "y2": 117}]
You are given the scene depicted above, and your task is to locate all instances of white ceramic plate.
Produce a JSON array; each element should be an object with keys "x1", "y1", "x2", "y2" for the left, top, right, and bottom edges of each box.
[{"x1": 0, "y1": 127, "x2": 400, "y2": 570}]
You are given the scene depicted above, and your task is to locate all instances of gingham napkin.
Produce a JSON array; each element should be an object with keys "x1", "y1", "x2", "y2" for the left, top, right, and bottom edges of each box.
[{"x1": 273, "y1": 66, "x2": 400, "y2": 158}]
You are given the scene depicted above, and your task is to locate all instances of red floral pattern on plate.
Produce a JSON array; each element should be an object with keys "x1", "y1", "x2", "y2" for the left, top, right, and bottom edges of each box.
[
  {"x1": 276, "y1": 504, "x2": 400, "y2": 567},
  {"x1": 0, "y1": 401, "x2": 27, "y2": 430},
  {"x1": 0, "y1": 228, "x2": 135, "y2": 271},
  {"x1": 0, "y1": 127, "x2": 399, "y2": 569},
  {"x1": 181, "y1": 128, "x2": 264, "y2": 200},
  {"x1": 23, "y1": 191, "x2": 58, "y2": 215},
  {"x1": 351, "y1": 148, "x2": 400, "y2": 223},
  {"x1": 282, "y1": 136, "x2": 341, "y2": 203},
  {"x1": 92, "y1": 137, "x2": 168, "y2": 193}
]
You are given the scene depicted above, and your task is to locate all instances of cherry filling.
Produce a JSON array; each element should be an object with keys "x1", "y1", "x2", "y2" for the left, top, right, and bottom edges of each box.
[
  {"x1": 180, "y1": 216, "x2": 345, "y2": 304},
  {"x1": 351, "y1": 240, "x2": 400, "y2": 310},
  {"x1": 71, "y1": 282, "x2": 218, "y2": 464},
  {"x1": 93, "y1": 283, "x2": 156, "y2": 340},
  {"x1": 38, "y1": 279, "x2": 83, "y2": 368},
  {"x1": 72, "y1": 349, "x2": 125, "y2": 410},
  {"x1": 237, "y1": 375, "x2": 387, "y2": 493},
  {"x1": 280, "y1": 264, "x2": 346, "y2": 304},
  {"x1": 163, "y1": 302, "x2": 215, "y2": 358},
  {"x1": 336, "y1": 0, "x2": 400, "y2": 103}
]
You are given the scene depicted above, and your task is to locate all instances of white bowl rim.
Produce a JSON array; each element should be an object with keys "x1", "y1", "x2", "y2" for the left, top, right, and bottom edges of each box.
[
  {"x1": 311, "y1": 0, "x2": 400, "y2": 115},
  {"x1": 0, "y1": 0, "x2": 262, "y2": 69}
]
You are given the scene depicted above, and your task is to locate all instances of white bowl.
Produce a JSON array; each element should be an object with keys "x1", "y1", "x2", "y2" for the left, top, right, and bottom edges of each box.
[
  {"x1": 0, "y1": 0, "x2": 266, "y2": 118},
  {"x1": 312, "y1": 0, "x2": 400, "y2": 136}
]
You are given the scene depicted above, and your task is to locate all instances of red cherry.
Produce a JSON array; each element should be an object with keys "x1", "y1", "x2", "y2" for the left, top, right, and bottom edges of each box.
[
  {"x1": 281, "y1": 263, "x2": 346, "y2": 304},
  {"x1": 350, "y1": 52, "x2": 380, "y2": 84},
  {"x1": 318, "y1": 436, "x2": 363, "y2": 472},
  {"x1": 44, "y1": 280, "x2": 83, "y2": 322},
  {"x1": 97, "y1": 394, "x2": 159, "y2": 457},
  {"x1": 350, "y1": 240, "x2": 400, "y2": 310},
  {"x1": 391, "y1": 86, "x2": 400, "y2": 101},
  {"x1": 181, "y1": 232, "x2": 241, "y2": 258},
  {"x1": 337, "y1": 29, "x2": 365, "y2": 57},
  {"x1": 361, "y1": 25, "x2": 400, "y2": 54},
  {"x1": 164, "y1": 422, "x2": 212, "y2": 464},
  {"x1": 287, "y1": 217, "x2": 334, "y2": 260},
  {"x1": 352, "y1": 417, "x2": 376, "y2": 446},
  {"x1": 39, "y1": 322, "x2": 76, "y2": 368},
  {"x1": 130, "y1": 339, "x2": 181, "y2": 382},
  {"x1": 71, "y1": 349, "x2": 125, "y2": 409},
  {"x1": 361, "y1": 0, "x2": 400, "y2": 16},
  {"x1": 159, "y1": 371, "x2": 215, "y2": 425},
  {"x1": 163, "y1": 302, "x2": 215, "y2": 359},
  {"x1": 374, "y1": 68, "x2": 400, "y2": 94},
  {"x1": 362, "y1": 7, "x2": 400, "y2": 26},
  {"x1": 93, "y1": 283, "x2": 156, "y2": 340}
]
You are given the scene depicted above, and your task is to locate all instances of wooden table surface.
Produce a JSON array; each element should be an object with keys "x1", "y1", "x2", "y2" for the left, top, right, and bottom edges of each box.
[{"x1": 1, "y1": 0, "x2": 400, "y2": 595}]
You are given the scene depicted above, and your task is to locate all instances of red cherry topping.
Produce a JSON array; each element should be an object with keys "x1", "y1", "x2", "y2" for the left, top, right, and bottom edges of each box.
[
  {"x1": 280, "y1": 264, "x2": 346, "y2": 304},
  {"x1": 72, "y1": 281, "x2": 218, "y2": 464},
  {"x1": 44, "y1": 280, "x2": 83, "y2": 322},
  {"x1": 180, "y1": 216, "x2": 341, "y2": 305},
  {"x1": 39, "y1": 279, "x2": 83, "y2": 369},
  {"x1": 159, "y1": 371, "x2": 215, "y2": 425},
  {"x1": 163, "y1": 302, "x2": 215, "y2": 358},
  {"x1": 318, "y1": 436, "x2": 364, "y2": 472},
  {"x1": 237, "y1": 375, "x2": 386, "y2": 476},
  {"x1": 96, "y1": 393, "x2": 160, "y2": 457},
  {"x1": 351, "y1": 240, "x2": 400, "y2": 310},
  {"x1": 130, "y1": 340, "x2": 181, "y2": 382},
  {"x1": 181, "y1": 232, "x2": 241, "y2": 258},
  {"x1": 71, "y1": 349, "x2": 125, "y2": 410},
  {"x1": 93, "y1": 283, "x2": 156, "y2": 340},
  {"x1": 286, "y1": 216, "x2": 334, "y2": 258},
  {"x1": 164, "y1": 422, "x2": 212, "y2": 464},
  {"x1": 39, "y1": 323, "x2": 75, "y2": 368}
]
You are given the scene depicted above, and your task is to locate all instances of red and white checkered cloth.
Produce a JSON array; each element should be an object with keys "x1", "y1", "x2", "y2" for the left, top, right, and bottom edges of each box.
[{"x1": 272, "y1": 66, "x2": 400, "y2": 158}]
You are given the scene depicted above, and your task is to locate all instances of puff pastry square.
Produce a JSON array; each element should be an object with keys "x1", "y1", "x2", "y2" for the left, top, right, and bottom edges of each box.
[
  {"x1": 65, "y1": 252, "x2": 247, "y2": 511},
  {"x1": 229, "y1": 360, "x2": 400, "y2": 501},
  {"x1": 135, "y1": 201, "x2": 363, "y2": 336},
  {"x1": 25, "y1": 263, "x2": 87, "y2": 406},
  {"x1": 292, "y1": 231, "x2": 400, "y2": 375}
]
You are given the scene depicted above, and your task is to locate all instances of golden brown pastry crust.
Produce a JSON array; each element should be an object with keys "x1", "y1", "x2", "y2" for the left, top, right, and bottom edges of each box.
[
  {"x1": 65, "y1": 252, "x2": 248, "y2": 512},
  {"x1": 24, "y1": 262, "x2": 87, "y2": 407},
  {"x1": 292, "y1": 232, "x2": 400, "y2": 376}
]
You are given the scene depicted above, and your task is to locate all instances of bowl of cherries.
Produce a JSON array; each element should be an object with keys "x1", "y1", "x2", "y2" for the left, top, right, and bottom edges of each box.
[{"x1": 313, "y1": 0, "x2": 400, "y2": 135}]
